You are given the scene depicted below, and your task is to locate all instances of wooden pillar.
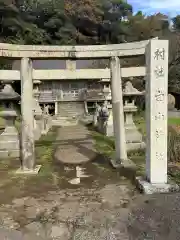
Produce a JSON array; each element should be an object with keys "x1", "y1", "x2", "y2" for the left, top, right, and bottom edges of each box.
[
  {"x1": 20, "y1": 58, "x2": 36, "y2": 171},
  {"x1": 110, "y1": 57, "x2": 127, "y2": 166}
]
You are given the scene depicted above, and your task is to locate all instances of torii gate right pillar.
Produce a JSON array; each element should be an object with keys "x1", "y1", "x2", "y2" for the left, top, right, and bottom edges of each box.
[{"x1": 110, "y1": 57, "x2": 135, "y2": 168}]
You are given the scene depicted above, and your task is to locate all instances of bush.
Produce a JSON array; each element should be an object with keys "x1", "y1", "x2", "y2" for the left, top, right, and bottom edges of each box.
[{"x1": 168, "y1": 126, "x2": 180, "y2": 162}]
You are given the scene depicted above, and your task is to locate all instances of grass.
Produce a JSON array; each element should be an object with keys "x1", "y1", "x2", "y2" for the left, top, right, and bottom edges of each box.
[
  {"x1": 0, "y1": 127, "x2": 61, "y2": 203},
  {"x1": 35, "y1": 127, "x2": 57, "y2": 178},
  {"x1": 168, "y1": 117, "x2": 180, "y2": 125},
  {"x1": 92, "y1": 131, "x2": 115, "y2": 158}
]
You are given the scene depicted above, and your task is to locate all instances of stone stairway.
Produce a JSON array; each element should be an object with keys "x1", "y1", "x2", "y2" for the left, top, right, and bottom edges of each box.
[
  {"x1": 52, "y1": 102, "x2": 85, "y2": 126},
  {"x1": 52, "y1": 116, "x2": 78, "y2": 126},
  {"x1": 58, "y1": 102, "x2": 82, "y2": 118}
]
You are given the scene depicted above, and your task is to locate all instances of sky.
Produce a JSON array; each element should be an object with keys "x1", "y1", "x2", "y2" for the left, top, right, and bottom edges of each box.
[{"x1": 128, "y1": 0, "x2": 180, "y2": 17}]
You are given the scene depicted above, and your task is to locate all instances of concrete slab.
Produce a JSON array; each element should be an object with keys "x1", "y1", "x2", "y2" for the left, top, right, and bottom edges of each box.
[
  {"x1": 136, "y1": 176, "x2": 180, "y2": 194},
  {"x1": 15, "y1": 165, "x2": 42, "y2": 175}
]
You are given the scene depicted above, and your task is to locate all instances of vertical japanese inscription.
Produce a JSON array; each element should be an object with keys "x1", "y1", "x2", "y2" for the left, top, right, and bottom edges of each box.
[
  {"x1": 154, "y1": 48, "x2": 165, "y2": 60},
  {"x1": 146, "y1": 40, "x2": 168, "y2": 183},
  {"x1": 154, "y1": 47, "x2": 166, "y2": 162}
]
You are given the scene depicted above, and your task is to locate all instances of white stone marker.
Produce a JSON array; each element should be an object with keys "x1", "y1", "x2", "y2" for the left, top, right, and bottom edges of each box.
[
  {"x1": 110, "y1": 57, "x2": 128, "y2": 167},
  {"x1": 136, "y1": 39, "x2": 179, "y2": 194},
  {"x1": 145, "y1": 40, "x2": 168, "y2": 184},
  {"x1": 17, "y1": 58, "x2": 41, "y2": 174}
]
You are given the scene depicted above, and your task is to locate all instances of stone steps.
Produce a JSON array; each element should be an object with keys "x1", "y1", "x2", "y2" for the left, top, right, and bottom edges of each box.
[
  {"x1": 58, "y1": 102, "x2": 84, "y2": 118},
  {"x1": 52, "y1": 118, "x2": 78, "y2": 126}
]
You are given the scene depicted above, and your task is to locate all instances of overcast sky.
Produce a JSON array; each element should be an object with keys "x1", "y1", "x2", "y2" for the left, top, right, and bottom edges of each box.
[{"x1": 128, "y1": 0, "x2": 180, "y2": 17}]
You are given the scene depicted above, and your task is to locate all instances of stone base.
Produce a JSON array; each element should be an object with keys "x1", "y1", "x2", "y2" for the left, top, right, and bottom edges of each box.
[
  {"x1": 110, "y1": 158, "x2": 136, "y2": 169},
  {"x1": 106, "y1": 124, "x2": 114, "y2": 137},
  {"x1": 125, "y1": 126, "x2": 143, "y2": 143},
  {"x1": 127, "y1": 142, "x2": 146, "y2": 151},
  {"x1": 136, "y1": 176, "x2": 179, "y2": 194},
  {"x1": 16, "y1": 165, "x2": 42, "y2": 175}
]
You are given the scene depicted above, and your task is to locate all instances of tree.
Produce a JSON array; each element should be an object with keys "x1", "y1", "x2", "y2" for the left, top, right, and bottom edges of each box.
[{"x1": 172, "y1": 15, "x2": 180, "y2": 31}]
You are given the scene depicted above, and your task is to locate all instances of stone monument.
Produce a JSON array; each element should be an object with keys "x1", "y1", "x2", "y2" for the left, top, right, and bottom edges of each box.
[
  {"x1": 123, "y1": 81, "x2": 145, "y2": 150},
  {"x1": 136, "y1": 40, "x2": 178, "y2": 194},
  {"x1": 0, "y1": 83, "x2": 20, "y2": 158}
]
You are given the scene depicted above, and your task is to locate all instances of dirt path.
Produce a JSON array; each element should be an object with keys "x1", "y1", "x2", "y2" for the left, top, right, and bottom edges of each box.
[
  {"x1": 54, "y1": 124, "x2": 97, "y2": 164},
  {"x1": 0, "y1": 124, "x2": 138, "y2": 239},
  {"x1": 0, "y1": 125, "x2": 180, "y2": 239}
]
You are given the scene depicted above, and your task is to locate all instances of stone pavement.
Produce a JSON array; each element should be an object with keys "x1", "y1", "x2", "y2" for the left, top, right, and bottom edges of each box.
[
  {"x1": 54, "y1": 124, "x2": 97, "y2": 164},
  {"x1": 0, "y1": 183, "x2": 135, "y2": 240},
  {"x1": 1, "y1": 184, "x2": 180, "y2": 240},
  {"x1": 128, "y1": 193, "x2": 180, "y2": 240}
]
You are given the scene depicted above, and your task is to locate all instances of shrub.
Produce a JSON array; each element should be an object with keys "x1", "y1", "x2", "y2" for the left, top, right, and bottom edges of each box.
[{"x1": 168, "y1": 125, "x2": 180, "y2": 163}]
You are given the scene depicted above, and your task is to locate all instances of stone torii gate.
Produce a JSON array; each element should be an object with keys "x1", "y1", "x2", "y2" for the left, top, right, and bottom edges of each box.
[{"x1": 0, "y1": 39, "x2": 169, "y2": 193}]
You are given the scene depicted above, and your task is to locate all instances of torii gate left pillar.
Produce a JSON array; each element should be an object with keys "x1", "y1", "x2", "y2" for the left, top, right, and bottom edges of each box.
[{"x1": 16, "y1": 57, "x2": 41, "y2": 174}]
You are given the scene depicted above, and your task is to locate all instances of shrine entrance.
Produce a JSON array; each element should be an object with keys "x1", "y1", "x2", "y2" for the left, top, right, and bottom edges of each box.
[{"x1": 0, "y1": 38, "x2": 169, "y2": 194}]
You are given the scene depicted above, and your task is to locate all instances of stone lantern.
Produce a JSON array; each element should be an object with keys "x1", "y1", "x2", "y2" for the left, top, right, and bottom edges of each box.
[
  {"x1": 32, "y1": 80, "x2": 43, "y2": 140},
  {"x1": 33, "y1": 80, "x2": 42, "y2": 116},
  {"x1": 123, "y1": 81, "x2": 145, "y2": 150},
  {"x1": 0, "y1": 83, "x2": 20, "y2": 158},
  {"x1": 102, "y1": 87, "x2": 111, "y2": 102}
]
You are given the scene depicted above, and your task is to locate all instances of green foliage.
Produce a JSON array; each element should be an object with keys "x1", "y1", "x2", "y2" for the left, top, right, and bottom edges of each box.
[
  {"x1": 168, "y1": 126, "x2": 180, "y2": 163},
  {"x1": 173, "y1": 15, "x2": 180, "y2": 31}
]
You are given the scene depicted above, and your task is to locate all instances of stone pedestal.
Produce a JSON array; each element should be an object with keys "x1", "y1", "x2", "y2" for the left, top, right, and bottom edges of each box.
[
  {"x1": 0, "y1": 110, "x2": 20, "y2": 158},
  {"x1": 93, "y1": 113, "x2": 98, "y2": 127},
  {"x1": 34, "y1": 115, "x2": 43, "y2": 141},
  {"x1": 124, "y1": 105, "x2": 145, "y2": 151},
  {"x1": 123, "y1": 81, "x2": 145, "y2": 151},
  {"x1": 41, "y1": 114, "x2": 52, "y2": 135}
]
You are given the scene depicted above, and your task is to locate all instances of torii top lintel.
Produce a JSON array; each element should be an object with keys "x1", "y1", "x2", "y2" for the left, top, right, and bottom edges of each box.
[{"x1": 0, "y1": 38, "x2": 157, "y2": 59}]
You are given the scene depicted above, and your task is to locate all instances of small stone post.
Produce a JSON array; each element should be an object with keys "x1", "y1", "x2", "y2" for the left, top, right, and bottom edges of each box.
[
  {"x1": 55, "y1": 101, "x2": 58, "y2": 115},
  {"x1": 137, "y1": 40, "x2": 173, "y2": 194},
  {"x1": 18, "y1": 58, "x2": 41, "y2": 174},
  {"x1": 110, "y1": 57, "x2": 128, "y2": 167}
]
